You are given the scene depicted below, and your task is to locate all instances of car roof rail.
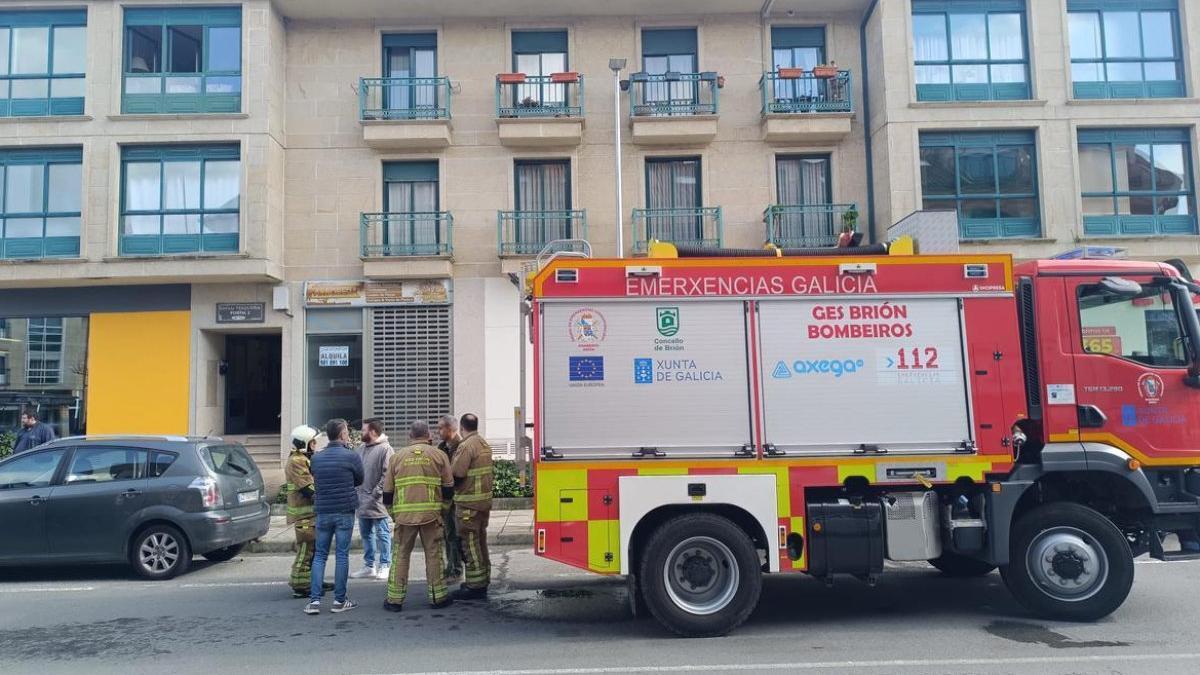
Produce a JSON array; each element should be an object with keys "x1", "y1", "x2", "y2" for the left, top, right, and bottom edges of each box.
[{"x1": 54, "y1": 434, "x2": 194, "y2": 443}]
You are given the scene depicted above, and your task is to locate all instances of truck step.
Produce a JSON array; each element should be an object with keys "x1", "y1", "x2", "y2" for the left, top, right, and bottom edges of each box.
[{"x1": 1155, "y1": 550, "x2": 1200, "y2": 562}]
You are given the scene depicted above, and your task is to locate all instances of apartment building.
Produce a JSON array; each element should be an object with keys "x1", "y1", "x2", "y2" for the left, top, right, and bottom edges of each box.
[{"x1": 0, "y1": 0, "x2": 1195, "y2": 482}]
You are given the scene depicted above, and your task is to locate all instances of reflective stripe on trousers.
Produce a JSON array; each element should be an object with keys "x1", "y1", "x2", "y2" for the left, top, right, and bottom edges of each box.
[
  {"x1": 387, "y1": 520, "x2": 448, "y2": 606},
  {"x1": 289, "y1": 521, "x2": 316, "y2": 590},
  {"x1": 458, "y1": 508, "x2": 490, "y2": 589}
]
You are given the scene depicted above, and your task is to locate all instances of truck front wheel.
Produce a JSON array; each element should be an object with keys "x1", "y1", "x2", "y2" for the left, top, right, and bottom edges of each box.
[
  {"x1": 638, "y1": 513, "x2": 762, "y2": 637},
  {"x1": 1001, "y1": 502, "x2": 1134, "y2": 621}
]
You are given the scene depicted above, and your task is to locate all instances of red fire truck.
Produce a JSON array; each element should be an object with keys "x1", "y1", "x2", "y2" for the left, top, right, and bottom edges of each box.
[{"x1": 520, "y1": 238, "x2": 1200, "y2": 637}]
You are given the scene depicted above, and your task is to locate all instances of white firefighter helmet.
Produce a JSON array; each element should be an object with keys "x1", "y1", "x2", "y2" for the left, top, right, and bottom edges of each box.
[{"x1": 290, "y1": 424, "x2": 319, "y2": 450}]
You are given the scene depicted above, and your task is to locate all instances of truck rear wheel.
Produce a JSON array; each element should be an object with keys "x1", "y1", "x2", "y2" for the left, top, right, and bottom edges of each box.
[
  {"x1": 929, "y1": 552, "x2": 996, "y2": 577},
  {"x1": 638, "y1": 513, "x2": 762, "y2": 637},
  {"x1": 1001, "y1": 502, "x2": 1133, "y2": 621}
]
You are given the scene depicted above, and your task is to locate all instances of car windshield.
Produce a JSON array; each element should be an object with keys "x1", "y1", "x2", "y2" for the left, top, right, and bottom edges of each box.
[{"x1": 202, "y1": 445, "x2": 256, "y2": 477}]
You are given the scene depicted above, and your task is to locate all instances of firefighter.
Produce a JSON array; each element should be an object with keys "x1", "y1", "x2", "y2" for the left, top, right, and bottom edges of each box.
[
  {"x1": 450, "y1": 413, "x2": 493, "y2": 600},
  {"x1": 381, "y1": 420, "x2": 455, "y2": 612},
  {"x1": 286, "y1": 424, "x2": 331, "y2": 598}
]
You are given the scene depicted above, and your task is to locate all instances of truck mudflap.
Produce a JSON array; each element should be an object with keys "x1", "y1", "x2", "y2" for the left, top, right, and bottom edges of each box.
[{"x1": 985, "y1": 442, "x2": 1200, "y2": 566}]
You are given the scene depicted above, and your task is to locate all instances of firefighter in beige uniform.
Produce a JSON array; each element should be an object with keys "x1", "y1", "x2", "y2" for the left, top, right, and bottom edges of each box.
[
  {"x1": 381, "y1": 420, "x2": 455, "y2": 611},
  {"x1": 286, "y1": 425, "x2": 324, "y2": 598},
  {"x1": 450, "y1": 413, "x2": 493, "y2": 600}
]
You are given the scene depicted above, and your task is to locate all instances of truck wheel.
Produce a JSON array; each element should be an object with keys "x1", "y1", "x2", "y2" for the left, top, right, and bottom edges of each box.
[
  {"x1": 638, "y1": 513, "x2": 762, "y2": 637},
  {"x1": 1001, "y1": 502, "x2": 1133, "y2": 621},
  {"x1": 929, "y1": 552, "x2": 996, "y2": 577}
]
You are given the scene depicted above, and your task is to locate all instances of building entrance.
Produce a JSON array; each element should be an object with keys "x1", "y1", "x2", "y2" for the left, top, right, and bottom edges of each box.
[{"x1": 224, "y1": 334, "x2": 282, "y2": 435}]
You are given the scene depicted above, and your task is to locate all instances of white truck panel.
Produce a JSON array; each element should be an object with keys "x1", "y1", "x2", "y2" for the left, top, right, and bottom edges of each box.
[
  {"x1": 617, "y1": 474, "x2": 780, "y2": 574},
  {"x1": 756, "y1": 297, "x2": 972, "y2": 454},
  {"x1": 541, "y1": 300, "x2": 752, "y2": 458}
]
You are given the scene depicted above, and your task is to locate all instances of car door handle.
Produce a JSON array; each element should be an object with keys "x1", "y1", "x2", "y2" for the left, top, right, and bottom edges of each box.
[
  {"x1": 122, "y1": 489, "x2": 143, "y2": 498},
  {"x1": 28, "y1": 496, "x2": 44, "y2": 506}
]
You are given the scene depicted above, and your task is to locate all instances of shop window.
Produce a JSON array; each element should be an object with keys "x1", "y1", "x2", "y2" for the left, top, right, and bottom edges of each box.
[
  {"x1": 0, "y1": 316, "x2": 88, "y2": 439},
  {"x1": 0, "y1": 10, "x2": 86, "y2": 117},
  {"x1": 122, "y1": 6, "x2": 241, "y2": 114},
  {"x1": 1078, "y1": 128, "x2": 1195, "y2": 236},
  {"x1": 305, "y1": 309, "x2": 363, "y2": 428},
  {"x1": 1068, "y1": 0, "x2": 1183, "y2": 99},
  {"x1": 119, "y1": 144, "x2": 240, "y2": 256},
  {"x1": 912, "y1": 0, "x2": 1030, "y2": 102},
  {"x1": 919, "y1": 130, "x2": 1040, "y2": 239}
]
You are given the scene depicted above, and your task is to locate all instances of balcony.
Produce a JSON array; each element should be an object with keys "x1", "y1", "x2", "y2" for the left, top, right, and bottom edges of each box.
[
  {"x1": 632, "y1": 207, "x2": 722, "y2": 254},
  {"x1": 497, "y1": 210, "x2": 588, "y2": 256},
  {"x1": 628, "y1": 72, "x2": 720, "y2": 146},
  {"x1": 495, "y1": 73, "x2": 585, "y2": 148},
  {"x1": 359, "y1": 77, "x2": 452, "y2": 149},
  {"x1": 764, "y1": 203, "x2": 858, "y2": 248},
  {"x1": 360, "y1": 211, "x2": 453, "y2": 278},
  {"x1": 759, "y1": 69, "x2": 854, "y2": 144}
]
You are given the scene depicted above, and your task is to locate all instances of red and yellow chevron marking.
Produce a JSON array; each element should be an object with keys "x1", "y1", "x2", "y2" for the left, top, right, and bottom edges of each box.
[{"x1": 534, "y1": 455, "x2": 1012, "y2": 574}]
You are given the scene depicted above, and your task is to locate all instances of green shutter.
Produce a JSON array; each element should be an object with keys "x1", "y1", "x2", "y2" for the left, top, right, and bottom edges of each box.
[
  {"x1": 641, "y1": 29, "x2": 697, "y2": 57},
  {"x1": 0, "y1": 147, "x2": 82, "y2": 163},
  {"x1": 121, "y1": 144, "x2": 239, "y2": 162},
  {"x1": 1067, "y1": 0, "x2": 1176, "y2": 10},
  {"x1": 770, "y1": 26, "x2": 825, "y2": 49},
  {"x1": 512, "y1": 30, "x2": 567, "y2": 53},
  {"x1": 0, "y1": 10, "x2": 86, "y2": 26},
  {"x1": 913, "y1": 0, "x2": 1024, "y2": 10},
  {"x1": 382, "y1": 32, "x2": 437, "y2": 49},
  {"x1": 383, "y1": 161, "x2": 438, "y2": 183},
  {"x1": 125, "y1": 7, "x2": 241, "y2": 27}
]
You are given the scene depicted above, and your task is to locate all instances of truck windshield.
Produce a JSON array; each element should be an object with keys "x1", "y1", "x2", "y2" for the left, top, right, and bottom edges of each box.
[{"x1": 1078, "y1": 284, "x2": 1188, "y2": 368}]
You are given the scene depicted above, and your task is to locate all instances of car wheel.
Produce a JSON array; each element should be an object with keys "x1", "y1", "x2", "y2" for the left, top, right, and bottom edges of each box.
[
  {"x1": 202, "y1": 543, "x2": 245, "y2": 563},
  {"x1": 638, "y1": 513, "x2": 762, "y2": 638},
  {"x1": 131, "y1": 524, "x2": 192, "y2": 580},
  {"x1": 929, "y1": 551, "x2": 997, "y2": 577},
  {"x1": 1001, "y1": 502, "x2": 1133, "y2": 621}
]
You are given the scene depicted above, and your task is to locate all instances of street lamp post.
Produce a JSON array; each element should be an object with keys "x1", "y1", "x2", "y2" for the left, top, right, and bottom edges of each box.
[{"x1": 609, "y1": 58, "x2": 626, "y2": 258}]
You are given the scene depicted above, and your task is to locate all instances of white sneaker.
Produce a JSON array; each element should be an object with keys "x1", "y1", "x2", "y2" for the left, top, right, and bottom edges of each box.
[
  {"x1": 375, "y1": 565, "x2": 390, "y2": 581},
  {"x1": 350, "y1": 566, "x2": 376, "y2": 579}
]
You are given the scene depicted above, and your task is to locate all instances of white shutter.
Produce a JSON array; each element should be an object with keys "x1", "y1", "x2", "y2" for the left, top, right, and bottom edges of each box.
[{"x1": 370, "y1": 305, "x2": 453, "y2": 431}]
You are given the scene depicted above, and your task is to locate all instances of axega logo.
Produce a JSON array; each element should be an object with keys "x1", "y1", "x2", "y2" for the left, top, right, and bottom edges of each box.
[
  {"x1": 1137, "y1": 372, "x2": 1165, "y2": 404},
  {"x1": 568, "y1": 308, "x2": 607, "y2": 351},
  {"x1": 771, "y1": 358, "x2": 866, "y2": 379}
]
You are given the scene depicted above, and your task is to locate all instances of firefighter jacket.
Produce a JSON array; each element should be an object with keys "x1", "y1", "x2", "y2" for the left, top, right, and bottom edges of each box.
[
  {"x1": 451, "y1": 431, "x2": 493, "y2": 513},
  {"x1": 284, "y1": 450, "x2": 315, "y2": 525},
  {"x1": 383, "y1": 441, "x2": 454, "y2": 526}
]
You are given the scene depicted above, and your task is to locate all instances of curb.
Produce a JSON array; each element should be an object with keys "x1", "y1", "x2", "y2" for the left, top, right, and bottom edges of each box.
[
  {"x1": 245, "y1": 530, "x2": 532, "y2": 554},
  {"x1": 269, "y1": 497, "x2": 534, "y2": 517}
]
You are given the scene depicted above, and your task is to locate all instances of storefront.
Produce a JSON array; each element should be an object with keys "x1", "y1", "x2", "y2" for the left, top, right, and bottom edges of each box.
[{"x1": 303, "y1": 279, "x2": 452, "y2": 431}]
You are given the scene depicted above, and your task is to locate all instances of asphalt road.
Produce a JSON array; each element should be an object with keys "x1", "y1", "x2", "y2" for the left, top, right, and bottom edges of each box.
[{"x1": 2, "y1": 549, "x2": 1199, "y2": 675}]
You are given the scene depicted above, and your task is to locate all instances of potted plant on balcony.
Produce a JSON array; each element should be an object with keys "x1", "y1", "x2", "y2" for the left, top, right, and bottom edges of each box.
[
  {"x1": 812, "y1": 61, "x2": 839, "y2": 79},
  {"x1": 550, "y1": 71, "x2": 579, "y2": 83},
  {"x1": 498, "y1": 72, "x2": 527, "y2": 84},
  {"x1": 777, "y1": 67, "x2": 804, "y2": 79},
  {"x1": 520, "y1": 96, "x2": 540, "y2": 109},
  {"x1": 841, "y1": 205, "x2": 859, "y2": 232}
]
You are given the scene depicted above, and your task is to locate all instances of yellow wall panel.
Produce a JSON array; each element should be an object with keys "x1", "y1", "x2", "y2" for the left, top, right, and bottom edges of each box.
[{"x1": 87, "y1": 311, "x2": 190, "y2": 435}]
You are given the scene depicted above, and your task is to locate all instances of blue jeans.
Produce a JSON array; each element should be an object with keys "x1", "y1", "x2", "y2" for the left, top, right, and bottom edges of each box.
[
  {"x1": 310, "y1": 512, "x2": 354, "y2": 603},
  {"x1": 360, "y1": 516, "x2": 393, "y2": 568}
]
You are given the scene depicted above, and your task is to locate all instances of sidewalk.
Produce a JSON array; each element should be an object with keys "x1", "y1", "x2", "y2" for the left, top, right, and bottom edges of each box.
[{"x1": 245, "y1": 509, "x2": 534, "y2": 554}]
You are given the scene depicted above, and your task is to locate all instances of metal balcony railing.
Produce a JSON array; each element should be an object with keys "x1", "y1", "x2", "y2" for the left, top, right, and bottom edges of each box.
[
  {"x1": 361, "y1": 212, "x2": 453, "y2": 257},
  {"x1": 497, "y1": 210, "x2": 588, "y2": 255},
  {"x1": 629, "y1": 72, "x2": 720, "y2": 117},
  {"x1": 359, "y1": 77, "x2": 452, "y2": 121},
  {"x1": 764, "y1": 203, "x2": 858, "y2": 248},
  {"x1": 632, "y1": 207, "x2": 723, "y2": 253},
  {"x1": 759, "y1": 70, "x2": 853, "y2": 114},
  {"x1": 496, "y1": 74, "x2": 584, "y2": 118}
]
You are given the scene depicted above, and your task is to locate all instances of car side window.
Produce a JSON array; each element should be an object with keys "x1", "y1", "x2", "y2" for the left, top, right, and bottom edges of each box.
[
  {"x1": 150, "y1": 451, "x2": 178, "y2": 478},
  {"x1": 65, "y1": 447, "x2": 149, "y2": 485},
  {"x1": 1078, "y1": 284, "x2": 1189, "y2": 368},
  {"x1": 0, "y1": 449, "x2": 67, "y2": 490}
]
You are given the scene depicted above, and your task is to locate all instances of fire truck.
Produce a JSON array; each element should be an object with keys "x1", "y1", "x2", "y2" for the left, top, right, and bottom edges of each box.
[{"x1": 518, "y1": 237, "x2": 1200, "y2": 637}]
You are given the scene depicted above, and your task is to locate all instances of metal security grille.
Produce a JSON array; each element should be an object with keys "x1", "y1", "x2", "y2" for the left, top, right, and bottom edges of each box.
[{"x1": 370, "y1": 305, "x2": 452, "y2": 431}]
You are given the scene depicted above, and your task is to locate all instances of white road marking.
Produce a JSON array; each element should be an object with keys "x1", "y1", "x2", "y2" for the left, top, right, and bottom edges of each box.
[
  {"x1": 0, "y1": 586, "x2": 95, "y2": 594},
  {"x1": 180, "y1": 581, "x2": 289, "y2": 588},
  {"x1": 373, "y1": 653, "x2": 1200, "y2": 675}
]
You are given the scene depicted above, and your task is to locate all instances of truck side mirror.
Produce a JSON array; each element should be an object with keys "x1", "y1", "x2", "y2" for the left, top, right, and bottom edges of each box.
[{"x1": 1099, "y1": 276, "x2": 1142, "y2": 298}]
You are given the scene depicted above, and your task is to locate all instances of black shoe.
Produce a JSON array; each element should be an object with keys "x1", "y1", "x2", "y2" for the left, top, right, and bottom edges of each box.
[
  {"x1": 451, "y1": 586, "x2": 488, "y2": 601},
  {"x1": 430, "y1": 598, "x2": 454, "y2": 610},
  {"x1": 291, "y1": 589, "x2": 307, "y2": 599},
  {"x1": 382, "y1": 602, "x2": 403, "y2": 613}
]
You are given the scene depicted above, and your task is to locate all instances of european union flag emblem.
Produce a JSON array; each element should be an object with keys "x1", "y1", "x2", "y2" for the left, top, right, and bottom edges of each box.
[
  {"x1": 634, "y1": 358, "x2": 654, "y2": 384},
  {"x1": 569, "y1": 356, "x2": 605, "y2": 382}
]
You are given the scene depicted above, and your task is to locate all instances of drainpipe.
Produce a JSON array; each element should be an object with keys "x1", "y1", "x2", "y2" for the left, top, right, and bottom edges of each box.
[
  {"x1": 760, "y1": 0, "x2": 776, "y2": 18},
  {"x1": 860, "y1": 0, "x2": 881, "y2": 243}
]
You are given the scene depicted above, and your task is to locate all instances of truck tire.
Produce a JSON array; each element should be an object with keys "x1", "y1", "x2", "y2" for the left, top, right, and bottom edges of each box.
[
  {"x1": 638, "y1": 513, "x2": 762, "y2": 637},
  {"x1": 130, "y1": 524, "x2": 192, "y2": 580},
  {"x1": 929, "y1": 552, "x2": 996, "y2": 577},
  {"x1": 1001, "y1": 502, "x2": 1133, "y2": 622}
]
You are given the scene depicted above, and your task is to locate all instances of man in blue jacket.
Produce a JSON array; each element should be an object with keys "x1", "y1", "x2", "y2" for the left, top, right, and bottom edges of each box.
[
  {"x1": 304, "y1": 418, "x2": 364, "y2": 615},
  {"x1": 13, "y1": 409, "x2": 56, "y2": 454}
]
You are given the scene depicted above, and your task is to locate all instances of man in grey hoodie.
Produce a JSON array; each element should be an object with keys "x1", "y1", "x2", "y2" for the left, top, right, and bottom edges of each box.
[{"x1": 352, "y1": 418, "x2": 395, "y2": 580}]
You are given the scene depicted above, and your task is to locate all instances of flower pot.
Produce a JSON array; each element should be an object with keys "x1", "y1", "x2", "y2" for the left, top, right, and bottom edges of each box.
[
  {"x1": 550, "y1": 71, "x2": 579, "y2": 83},
  {"x1": 777, "y1": 67, "x2": 804, "y2": 79},
  {"x1": 812, "y1": 66, "x2": 839, "y2": 79},
  {"x1": 498, "y1": 73, "x2": 526, "y2": 84}
]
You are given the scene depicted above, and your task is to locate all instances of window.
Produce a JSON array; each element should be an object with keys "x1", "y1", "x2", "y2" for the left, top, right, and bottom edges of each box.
[
  {"x1": 381, "y1": 33, "x2": 438, "y2": 115},
  {"x1": 379, "y1": 161, "x2": 443, "y2": 254},
  {"x1": 122, "y1": 7, "x2": 241, "y2": 114},
  {"x1": 120, "y1": 144, "x2": 240, "y2": 256},
  {"x1": 202, "y1": 444, "x2": 256, "y2": 477},
  {"x1": 26, "y1": 317, "x2": 63, "y2": 385},
  {"x1": 65, "y1": 447, "x2": 148, "y2": 484},
  {"x1": 920, "y1": 131, "x2": 1040, "y2": 239},
  {"x1": 1068, "y1": 0, "x2": 1182, "y2": 99},
  {"x1": 644, "y1": 157, "x2": 706, "y2": 244},
  {"x1": 641, "y1": 29, "x2": 699, "y2": 112},
  {"x1": 514, "y1": 159, "x2": 574, "y2": 246},
  {"x1": 0, "y1": 11, "x2": 86, "y2": 117},
  {"x1": 0, "y1": 448, "x2": 65, "y2": 489},
  {"x1": 1078, "y1": 283, "x2": 1187, "y2": 367},
  {"x1": 1078, "y1": 128, "x2": 1194, "y2": 236},
  {"x1": 512, "y1": 30, "x2": 567, "y2": 110},
  {"x1": 150, "y1": 451, "x2": 177, "y2": 478},
  {"x1": 776, "y1": 155, "x2": 831, "y2": 206},
  {"x1": 0, "y1": 147, "x2": 82, "y2": 259},
  {"x1": 771, "y1": 26, "x2": 827, "y2": 103},
  {"x1": 912, "y1": 0, "x2": 1029, "y2": 101}
]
